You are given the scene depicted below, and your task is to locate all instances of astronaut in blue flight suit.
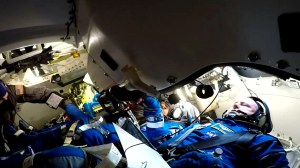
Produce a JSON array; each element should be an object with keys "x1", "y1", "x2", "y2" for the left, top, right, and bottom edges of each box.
[
  {"x1": 159, "y1": 97, "x2": 289, "y2": 168},
  {"x1": 75, "y1": 95, "x2": 289, "y2": 168}
]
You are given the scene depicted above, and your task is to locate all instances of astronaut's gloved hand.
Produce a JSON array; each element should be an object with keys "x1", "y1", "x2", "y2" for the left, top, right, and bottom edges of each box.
[
  {"x1": 60, "y1": 99, "x2": 73, "y2": 109},
  {"x1": 142, "y1": 96, "x2": 170, "y2": 146},
  {"x1": 58, "y1": 93, "x2": 74, "y2": 109},
  {"x1": 65, "y1": 104, "x2": 90, "y2": 126}
]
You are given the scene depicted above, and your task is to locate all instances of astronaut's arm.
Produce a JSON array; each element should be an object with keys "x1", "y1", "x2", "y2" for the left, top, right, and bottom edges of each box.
[
  {"x1": 143, "y1": 96, "x2": 171, "y2": 146},
  {"x1": 21, "y1": 86, "x2": 57, "y2": 103},
  {"x1": 248, "y1": 139, "x2": 289, "y2": 168}
]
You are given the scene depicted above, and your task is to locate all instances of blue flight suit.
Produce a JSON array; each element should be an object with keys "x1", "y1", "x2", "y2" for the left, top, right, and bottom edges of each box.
[
  {"x1": 143, "y1": 97, "x2": 289, "y2": 167},
  {"x1": 0, "y1": 121, "x2": 73, "y2": 155},
  {"x1": 77, "y1": 96, "x2": 183, "y2": 148},
  {"x1": 161, "y1": 119, "x2": 289, "y2": 168},
  {"x1": 81, "y1": 96, "x2": 289, "y2": 168},
  {"x1": 0, "y1": 145, "x2": 86, "y2": 168}
]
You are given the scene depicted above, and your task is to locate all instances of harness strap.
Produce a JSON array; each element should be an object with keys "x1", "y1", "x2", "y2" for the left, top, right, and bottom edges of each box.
[
  {"x1": 1, "y1": 125, "x2": 10, "y2": 152},
  {"x1": 178, "y1": 132, "x2": 246, "y2": 153},
  {"x1": 23, "y1": 154, "x2": 35, "y2": 168},
  {"x1": 63, "y1": 120, "x2": 79, "y2": 146},
  {"x1": 232, "y1": 130, "x2": 260, "y2": 153},
  {"x1": 177, "y1": 131, "x2": 258, "y2": 153},
  {"x1": 166, "y1": 123, "x2": 211, "y2": 148},
  {"x1": 14, "y1": 129, "x2": 25, "y2": 137}
]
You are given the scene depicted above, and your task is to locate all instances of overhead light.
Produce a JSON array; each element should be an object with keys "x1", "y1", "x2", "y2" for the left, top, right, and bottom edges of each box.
[{"x1": 176, "y1": 88, "x2": 186, "y2": 101}]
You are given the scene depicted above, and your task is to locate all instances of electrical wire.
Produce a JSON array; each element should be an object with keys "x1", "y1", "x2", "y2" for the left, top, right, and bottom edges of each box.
[
  {"x1": 239, "y1": 76, "x2": 258, "y2": 97},
  {"x1": 191, "y1": 69, "x2": 227, "y2": 123},
  {"x1": 62, "y1": 0, "x2": 77, "y2": 41},
  {"x1": 190, "y1": 82, "x2": 224, "y2": 124},
  {"x1": 124, "y1": 142, "x2": 146, "y2": 153},
  {"x1": 248, "y1": 88, "x2": 258, "y2": 97},
  {"x1": 152, "y1": 77, "x2": 226, "y2": 143},
  {"x1": 195, "y1": 79, "x2": 204, "y2": 85}
]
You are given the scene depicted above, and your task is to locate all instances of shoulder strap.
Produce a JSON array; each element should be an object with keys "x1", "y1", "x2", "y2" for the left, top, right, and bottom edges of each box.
[
  {"x1": 232, "y1": 130, "x2": 259, "y2": 154},
  {"x1": 1, "y1": 125, "x2": 11, "y2": 153},
  {"x1": 178, "y1": 132, "x2": 246, "y2": 153},
  {"x1": 178, "y1": 131, "x2": 258, "y2": 153}
]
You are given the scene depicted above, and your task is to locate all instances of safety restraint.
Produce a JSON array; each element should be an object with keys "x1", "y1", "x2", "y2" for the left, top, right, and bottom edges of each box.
[
  {"x1": 63, "y1": 120, "x2": 79, "y2": 146},
  {"x1": 159, "y1": 129, "x2": 260, "y2": 160},
  {"x1": 177, "y1": 130, "x2": 259, "y2": 153}
]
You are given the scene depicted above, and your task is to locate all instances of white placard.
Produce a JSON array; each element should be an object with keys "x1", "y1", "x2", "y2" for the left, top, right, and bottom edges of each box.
[
  {"x1": 113, "y1": 123, "x2": 170, "y2": 168},
  {"x1": 46, "y1": 93, "x2": 64, "y2": 109}
]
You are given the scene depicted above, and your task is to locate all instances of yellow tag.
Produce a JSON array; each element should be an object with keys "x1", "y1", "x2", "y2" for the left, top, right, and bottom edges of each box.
[{"x1": 15, "y1": 85, "x2": 24, "y2": 95}]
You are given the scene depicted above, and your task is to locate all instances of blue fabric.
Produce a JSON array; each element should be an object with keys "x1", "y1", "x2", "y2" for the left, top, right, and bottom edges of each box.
[
  {"x1": 7, "y1": 100, "x2": 284, "y2": 168},
  {"x1": 63, "y1": 100, "x2": 288, "y2": 168},
  {"x1": 64, "y1": 104, "x2": 119, "y2": 148},
  {"x1": 83, "y1": 102, "x2": 97, "y2": 118},
  {"x1": 165, "y1": 119, "x2": 289, "y2": 168},
  {"x1": 65, "y1": 104, "x2": 89, "y2": 126},
  {"x1": 0, "y1": 146, "x2": 34, "y2": 168},
  {"x1": 82, "y1": 124, "x2": 120, "y2": 147},
  {"x1": 82, "y1": 123, "x2": 120, "y2": 147},
  {"x1": 2, "y1": 121, "x2": 73, "y2": 154},
  {"x1": 169, "y1": 151, "x2": 224, "y2": 168},
  {"x1": 33, "y1": 146, "x2": 85, "y2": 168},
  {"x1": 82, "y1": 129, "x2": 106, "y2": 147},
  {"x1": 0, "y1": 81, "x2": 6, "y2": 98},
  {"x1": 158, "y1": 122, "x2": 201, "y2": 149},
  {"x1": 36, "y1": 146, "x2": 84, "y2": 158},
  {"x1": 83, "y1": 94, "x2": 100, "y2": 119},
  {"x1": 143, "y1": 96, "x2": 162, "y2": 116},
  {"x1": 143, "y1": 96, "x2": 171, "y2": 146}
]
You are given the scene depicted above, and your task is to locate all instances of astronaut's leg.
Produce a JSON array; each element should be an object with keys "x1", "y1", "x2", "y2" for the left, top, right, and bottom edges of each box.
[
  {"x1": 2, "y1": 121, "x2": 73, "y2": 153},
  {"x1": 30, "y1": 146, "x2": 86, "y2": 168},
  {"x1": 0, "y1": 146, "x2": 34, "y2": 168}
]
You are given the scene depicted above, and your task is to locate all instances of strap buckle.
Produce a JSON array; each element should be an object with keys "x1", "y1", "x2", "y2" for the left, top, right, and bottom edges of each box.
[
  {"x1": 95, "y1": 126, "x2": 110, "y2": 138},
  {"x1": 158, "y1": 147, "x2": 180, "y2": 160},
  {"x1": 168, "y1": 147, "x2": 180, "y2": 158}
]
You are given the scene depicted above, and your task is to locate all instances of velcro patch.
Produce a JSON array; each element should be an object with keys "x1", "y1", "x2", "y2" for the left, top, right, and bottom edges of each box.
[{"x1": 15, "y1": 85, "x2": 24, "y2": 95}]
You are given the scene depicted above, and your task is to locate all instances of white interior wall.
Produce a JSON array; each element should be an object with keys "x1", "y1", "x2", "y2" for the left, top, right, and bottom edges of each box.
[
  {"x1": 213, "y1": 74, "x2": 300, "y2": 144},
  {"x1": 242, "y1": 77, "x2": 300, "y2": 143}
]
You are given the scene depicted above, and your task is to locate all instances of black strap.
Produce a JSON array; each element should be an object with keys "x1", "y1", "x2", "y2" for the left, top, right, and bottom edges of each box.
[
  {"x1": 233, "y1": 130, "x2": 259, "y2": 153},
  {"x1": 178, "y1": 131, "x2": 257, "y2": 153}
]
